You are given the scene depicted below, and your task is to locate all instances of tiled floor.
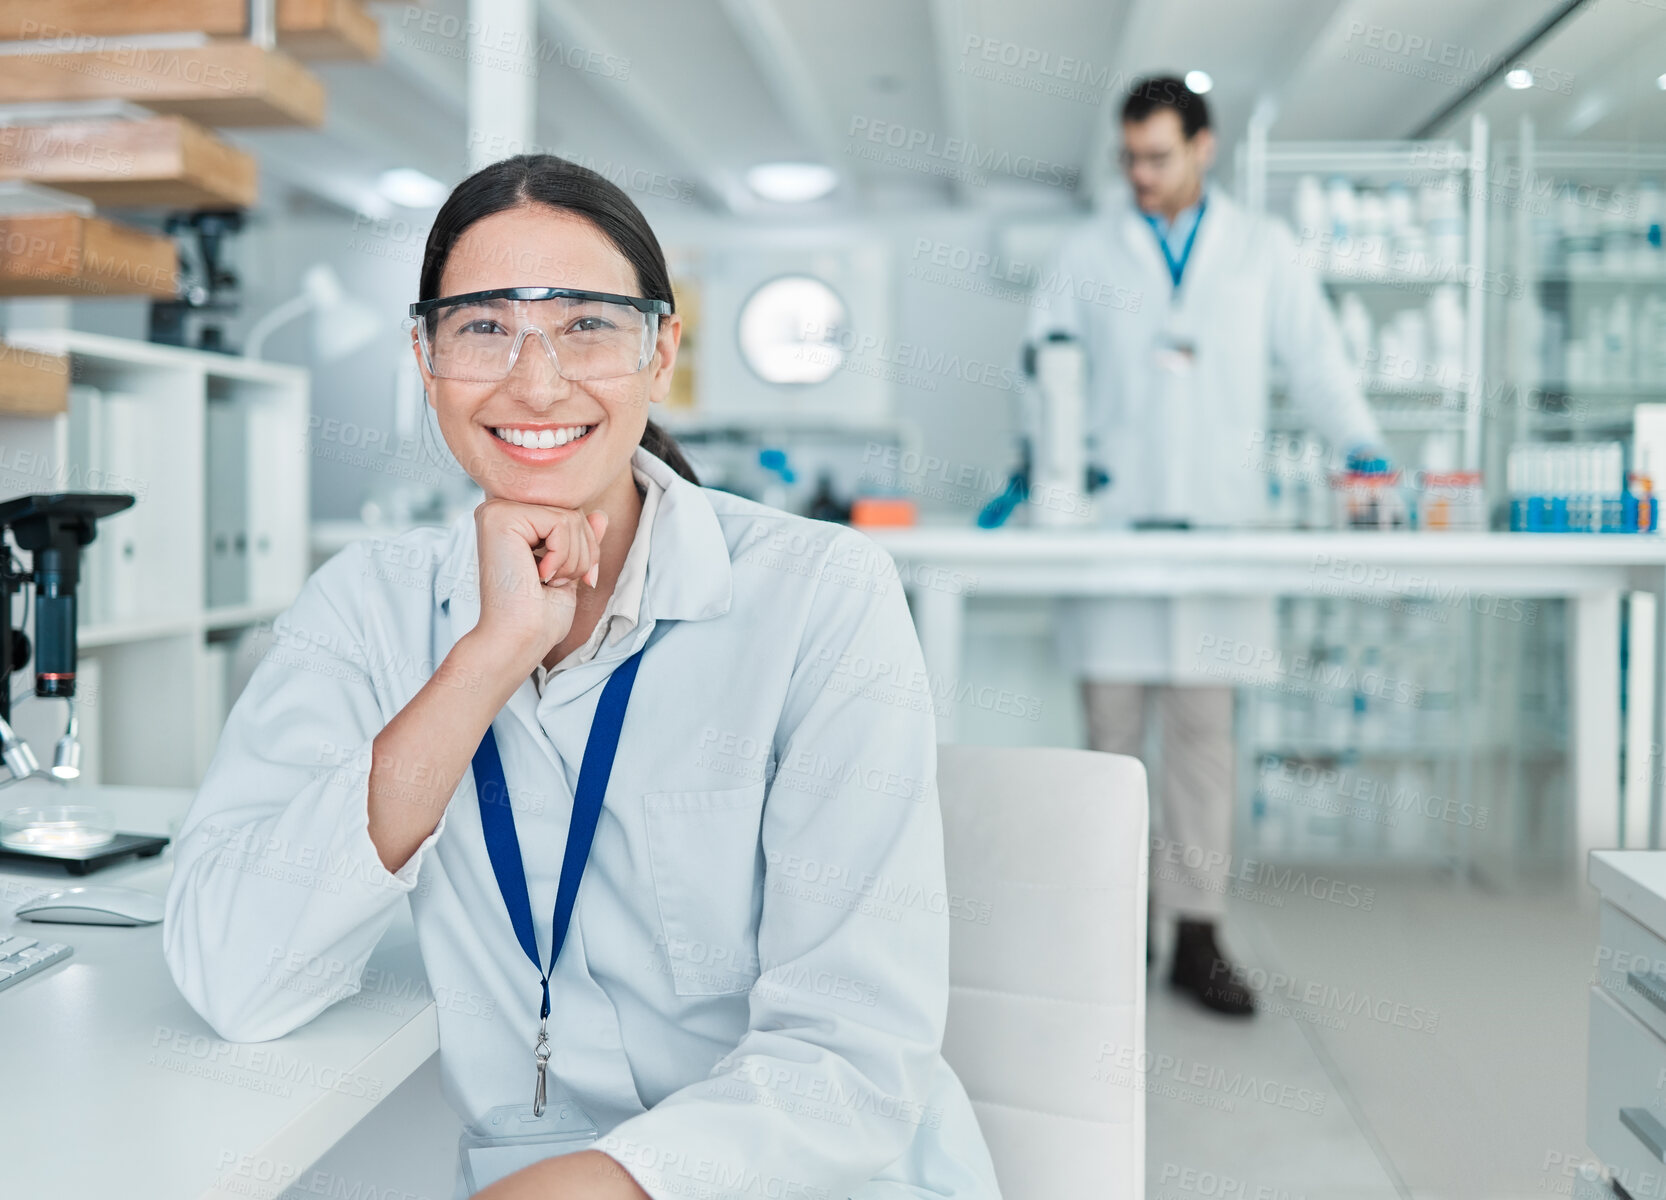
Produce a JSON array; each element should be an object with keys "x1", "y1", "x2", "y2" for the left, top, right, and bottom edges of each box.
[{"x1": 1146, "y1": 870, "x2": 1601, "y2": 1200}]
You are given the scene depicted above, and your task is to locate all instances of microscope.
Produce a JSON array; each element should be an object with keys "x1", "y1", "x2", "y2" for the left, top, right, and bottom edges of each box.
[
  {"x1": 979, "y1": 332, "x2": 1108, "y2": 528},
  {"x1": 0, "y1": 493, "x2": 135, "y2": 783}
]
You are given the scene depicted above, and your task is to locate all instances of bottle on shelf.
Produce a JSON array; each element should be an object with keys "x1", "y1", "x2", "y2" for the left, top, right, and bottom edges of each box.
[
  {"x1": 1636, "y1": 294, "x2": 1666, "y2": 386},
  {"x1": 1294, "y1": 174, "x2": 1327, "y2": 246},
  {"x1": 1428, "y1": 285, "x2": 1465, "y2": 389},
  {"x1": 1603, "y1": 187, "x2": 1638, "y2": 275},
  {"x1": 756, "y1": 448, "x2": 796, "y2": 513},
  {"x1": 1326, "y1": 176, "x2": 1357, "y2": 274},
  {"x1": 1605, "y1": 293, "x2": 1634, "y2": 385},
  {"x1": 1506, "y1": 440, "x2": 1653, "y2": 532},
  {"x1": 1637, "y1": 181, "x2": 1664, "y2": 274}
]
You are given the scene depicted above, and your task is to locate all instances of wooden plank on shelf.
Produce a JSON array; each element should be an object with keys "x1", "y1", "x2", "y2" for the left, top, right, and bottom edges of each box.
[
  {"x1": 0, "y1": 213, "x2": 179, "y2": 297},
  {"x1": 0, "y1": 115, "x2": 257, "y2": 209},
  {"x1": 0, "y1": 0, "x2": 379, "y2": 61},
  {"x1": 0, "y1": 43, "x2": 325, "y2": 127},
  {"x1": 0, "y1": 339, "x2": 69, "y2": 415},
  {"x1": 272, "y1": 0, "x2": 381, "y2": 61}
]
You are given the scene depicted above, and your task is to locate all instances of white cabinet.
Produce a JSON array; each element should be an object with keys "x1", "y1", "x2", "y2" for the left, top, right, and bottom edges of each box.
[
  {"x1": 1586, "y1": 851, "x2": 1666, "y2": 1199},
  {"x1": 0, "y1": 331, "x2": 308, "y2": 788}
]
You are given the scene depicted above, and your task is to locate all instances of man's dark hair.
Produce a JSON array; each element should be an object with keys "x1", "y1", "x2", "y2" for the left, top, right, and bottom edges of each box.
[{"x1": 1122, "y1": 75, "x2": 1211, "y2": 139}]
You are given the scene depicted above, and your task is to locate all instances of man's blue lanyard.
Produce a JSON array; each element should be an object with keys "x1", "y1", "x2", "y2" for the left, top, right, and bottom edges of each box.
[
  {"x1": 471, "y1": 643, "x2": 647, "y2": 1028},
  {"x1": 1144, "y1": 196, "x2": 1208, "y2": 290}
]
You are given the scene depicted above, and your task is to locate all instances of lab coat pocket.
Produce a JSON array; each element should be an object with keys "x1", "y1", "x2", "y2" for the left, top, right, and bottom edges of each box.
[{"x1": 643, "y1": 783, "x2": 767, "y2": 996}]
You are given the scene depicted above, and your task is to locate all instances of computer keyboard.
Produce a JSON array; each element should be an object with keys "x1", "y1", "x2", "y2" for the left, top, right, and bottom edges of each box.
[{"x1": 0, "y1": 934, "x2": 71, "y2": 993}]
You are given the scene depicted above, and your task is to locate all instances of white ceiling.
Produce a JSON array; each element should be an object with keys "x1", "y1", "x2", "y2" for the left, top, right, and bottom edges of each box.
[{"x1": 235, "y1": 0, "x2": 1665, "y2": 219}]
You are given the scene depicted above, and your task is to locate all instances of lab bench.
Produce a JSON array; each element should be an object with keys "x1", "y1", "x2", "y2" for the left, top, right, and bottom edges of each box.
[
  {"x1": 0, "y1": 780, "x2": 438, "y2": 1200},
  {"x1": 871, "y1": 527, "x2": 1666, "y2": 871}
]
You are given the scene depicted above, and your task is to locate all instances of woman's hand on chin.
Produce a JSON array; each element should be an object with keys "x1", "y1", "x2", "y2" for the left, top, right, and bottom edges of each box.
[
  {"x1": 471, "y1": 498, "x2": 608, "y2": 673},
  {"x1": 471, "y1": 1149, "x2": 651, "y2": 1199}
]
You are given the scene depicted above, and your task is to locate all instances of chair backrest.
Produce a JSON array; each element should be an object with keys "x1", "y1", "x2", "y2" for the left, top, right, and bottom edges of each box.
[{"x1": 937, "y1": 745, "x2": 1148, "y2": 1200}]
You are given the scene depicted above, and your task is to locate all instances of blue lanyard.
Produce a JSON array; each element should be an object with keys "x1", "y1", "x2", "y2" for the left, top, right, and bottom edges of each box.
[
  {"x1": 1144, "y1": 196, "x2": 1207, "y2": 290},
  {"x1": 471, "y1": 643, "x2": 646, "y2": 1024}
]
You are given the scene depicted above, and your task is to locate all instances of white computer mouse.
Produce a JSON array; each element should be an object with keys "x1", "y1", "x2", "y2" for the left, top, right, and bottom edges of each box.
[{"x1": 15, "y1": 884, "x2": 164, "y2": 926}]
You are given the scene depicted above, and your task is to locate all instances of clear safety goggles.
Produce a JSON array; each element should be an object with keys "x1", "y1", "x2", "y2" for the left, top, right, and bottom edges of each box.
[{"x1": 409, "y1": 286, "x2": 670, "y2": 383}]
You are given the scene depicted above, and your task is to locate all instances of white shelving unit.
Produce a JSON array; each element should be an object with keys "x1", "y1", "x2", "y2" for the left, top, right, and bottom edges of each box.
[
  {"x1": 1226, "y1": 118, "x2": 1586, "y2": 878},
  {"x1": 1495, "y1": 123, "x2": 1666, "y2": 450},
  {"x1": 1239, "y1": 114, "x2": 1490, "y2": 472},
  {"x1": 0, "y1": 330, "x2": 309, "y2": 789}
]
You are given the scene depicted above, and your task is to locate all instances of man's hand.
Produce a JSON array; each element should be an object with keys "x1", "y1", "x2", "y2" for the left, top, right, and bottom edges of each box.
[
  {"x1": 1344, "y1": 444, "x2": 1393, "y2": 476},
  {"x1": 472, "y1": 1149, "x2": 651, "y2": 1200}
]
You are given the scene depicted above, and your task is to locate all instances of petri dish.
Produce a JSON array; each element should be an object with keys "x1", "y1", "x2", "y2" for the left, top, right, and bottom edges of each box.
[{"x1": 0, "y1": 805, "x2": 117, "y2": 852}]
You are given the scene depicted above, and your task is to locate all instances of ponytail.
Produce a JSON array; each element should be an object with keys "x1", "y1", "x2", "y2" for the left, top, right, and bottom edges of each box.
[{"x1": 640, "y1": 418, "x2": 699, "y2": 485}]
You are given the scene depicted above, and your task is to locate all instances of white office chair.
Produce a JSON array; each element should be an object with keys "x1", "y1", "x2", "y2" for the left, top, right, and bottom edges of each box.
[{"x1": 937, "y1": 745, "x2": 1148, "y2": 1200}]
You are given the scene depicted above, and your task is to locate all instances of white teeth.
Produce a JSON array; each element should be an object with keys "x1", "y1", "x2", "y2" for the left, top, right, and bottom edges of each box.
[{"x1": 492, "y1": 425, "x2": 590, "y2": 448}]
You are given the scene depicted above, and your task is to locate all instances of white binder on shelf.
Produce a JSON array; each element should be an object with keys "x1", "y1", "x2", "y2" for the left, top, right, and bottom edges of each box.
[
  {"x1": 205, "y1": 400, "x2": 249, "y2": 609},
  {"x1": 90, "y1": 393, "x2": 150, "y2": 625},
  {"x1": 245, "y1": 399, "x2": 303, "y2": 609}
]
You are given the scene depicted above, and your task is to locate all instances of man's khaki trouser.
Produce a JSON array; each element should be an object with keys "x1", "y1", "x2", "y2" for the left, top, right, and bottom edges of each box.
[{"x1": 1080, "y1": 682, "x2": 1234, "y2": 919}]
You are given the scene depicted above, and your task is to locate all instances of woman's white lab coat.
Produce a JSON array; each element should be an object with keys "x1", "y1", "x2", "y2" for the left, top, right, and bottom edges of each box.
[
  {"x1": 1025, "y1": 187, "x2": 1381, "y2": 682},
  {"x1": 162, "y1": 447, "x2": 1001, "y2": 1200}
]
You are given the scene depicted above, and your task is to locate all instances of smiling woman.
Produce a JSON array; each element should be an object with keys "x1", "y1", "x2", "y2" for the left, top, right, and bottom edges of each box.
[
  {"x1": 412, "y1": 155, "x2": 700, "y2": 505},
  {"x1": 162, "y1": 152, "x2": 1001, "y2": 1200}
]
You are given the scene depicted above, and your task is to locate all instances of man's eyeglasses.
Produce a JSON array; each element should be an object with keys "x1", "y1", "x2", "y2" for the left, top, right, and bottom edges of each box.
[{"x1": 1117, "y1": 147, "x2": 1178, "y2": 171}]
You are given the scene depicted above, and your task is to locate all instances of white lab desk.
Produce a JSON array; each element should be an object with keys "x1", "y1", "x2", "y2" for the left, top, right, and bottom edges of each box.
[
  {"x1": 0, "y1": 781, "x2": 439, "y2": 1200},
  {"x1": 870, "y1": 528, "x2": 1666, "y2": 865}
]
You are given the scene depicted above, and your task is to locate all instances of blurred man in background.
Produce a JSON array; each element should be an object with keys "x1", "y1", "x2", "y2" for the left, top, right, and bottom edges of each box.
[{"x1": 1026, "y1": 76, "x2": 1387, "y2": 1017}]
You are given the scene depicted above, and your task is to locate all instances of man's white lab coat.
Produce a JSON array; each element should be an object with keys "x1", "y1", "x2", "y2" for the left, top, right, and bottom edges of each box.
[{"x1": 1026, "y1": 187, "x2": 1381, "y2": 681}]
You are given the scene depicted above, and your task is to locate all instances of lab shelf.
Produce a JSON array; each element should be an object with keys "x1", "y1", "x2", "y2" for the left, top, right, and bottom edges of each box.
[
  {"x1": 1538, "y1": 273, "x2": 1666, "y2": 286},
  {"x1": 0, "y1": 330, "x2": 309, "y2": 788},
  {"x1": 1373, "y1": 412, "x2": 1471, "y2": 433},
  {"x1": 1255, "y1": 743, "x2": 1466, "y2": 760},
  {"x1": 203, "y1": 602, "x2": 291, "y2": 632},
  {"x1": 1240, "y1": 116, "x2": 1490, "y2": 475},
  {"x1": 1537, "y1": 383, "x2": 1666, "y2": 397},
  {"x1": 79, "y1": 615, "x2": 204, "y2": 650},
  {"x1": 1319, "y1": 270, "x2": 1462, "y2": 289}
]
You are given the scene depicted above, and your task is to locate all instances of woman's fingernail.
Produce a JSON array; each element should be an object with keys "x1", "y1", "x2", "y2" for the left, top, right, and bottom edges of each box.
[{"x1": 585, "y1": 563, "x2": 600, "y2": 588}]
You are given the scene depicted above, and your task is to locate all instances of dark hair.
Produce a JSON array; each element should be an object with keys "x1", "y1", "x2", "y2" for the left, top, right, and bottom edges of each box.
[
  {"x1": 1122, "y1": 75, "x2": 1211, "y2": 139},
  {"x1": 418, "y1": 153, "x2": 699, "y2": 485}
]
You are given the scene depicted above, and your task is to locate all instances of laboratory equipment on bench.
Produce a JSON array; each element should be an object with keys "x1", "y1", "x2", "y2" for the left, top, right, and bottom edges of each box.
[
  {"x1": 850, "y1": 496, "x2": 917, "y2": 528},
  {"x1": 149, "y1": 209, "x2": 244, "y2": 353},
  {"x1": 1331, "y1": 451, "x2": 1409, "y2": 530},
  {"x1": 0, "y1": 493, "x2": 171, "y2": 874},
  {"x1": 1333, "y1": 467, "x2": 1409, "y2": 530},
  {"x1": 1506, "y1": 442, "x2": 1657, "y2": 533},
  {"x1": 806, "y1": 471, "x2": 852, "y2": 524},
  {"x1": 757, "y1": 448, "x2": 797, "y2": 512},
  {"x1": 1024, "y1": 334, "x2": 1099, "y2": 527},
  {"x1": 980, "y1": 333, "x2": 1108, "y2": 528},
  {"x1": 1413, "y1": 471, "x2": 1486, "y2": 530}
]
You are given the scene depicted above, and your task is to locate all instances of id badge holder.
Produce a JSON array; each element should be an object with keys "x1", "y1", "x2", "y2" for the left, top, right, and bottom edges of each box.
[
  {"x1": 1153, "y1": 329, "x2": 1197, "y2": 375},
  {"x1": 458, "y1": 1094, "x2": 600, "y2": 1195}
]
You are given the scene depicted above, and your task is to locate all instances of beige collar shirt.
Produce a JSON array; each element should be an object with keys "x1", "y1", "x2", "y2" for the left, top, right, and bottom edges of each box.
[{"x1": 532, "y1": 464, "x2": 660, "y2": 694}]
